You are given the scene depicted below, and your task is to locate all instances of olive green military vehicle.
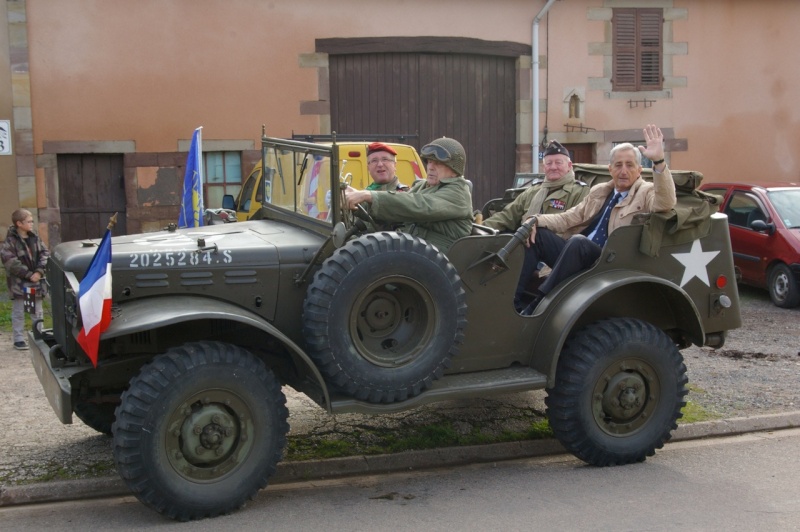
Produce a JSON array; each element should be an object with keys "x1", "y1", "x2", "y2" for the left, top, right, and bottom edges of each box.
[{"x1": 30, "y1": 135, "x2": 741, "y2": 521}]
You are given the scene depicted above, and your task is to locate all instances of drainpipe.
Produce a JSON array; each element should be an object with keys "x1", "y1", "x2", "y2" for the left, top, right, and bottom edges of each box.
[{"x1": 532, "y1": 0, "x2": 558, "y2": 173}]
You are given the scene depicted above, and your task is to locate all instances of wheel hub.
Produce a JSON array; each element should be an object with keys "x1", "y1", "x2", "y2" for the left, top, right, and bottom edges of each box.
[
  {"x1": 592, "y1": 360, "x2": 660, "y2": 436},
  {"x1": 602, "y1": 373, "x2": 646, "y2": 419},
  {"x1": 166, "y1": 390, "x2": 254, "y2": 481},
  {"x1": 361, "y1": 292, "x2": 400, "y2": 334},
  {"x1": 351, "y1": 278, "x2": 435, "y2": 368}
]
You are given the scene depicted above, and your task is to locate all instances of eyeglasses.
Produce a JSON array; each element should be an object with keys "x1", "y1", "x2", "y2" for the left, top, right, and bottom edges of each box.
[
  {"x1": 420, "y1": 143, "x2": 452, "y2": 163},
  {"x1": 368, "y1": 157, "x2": 396, "y2": 166}
]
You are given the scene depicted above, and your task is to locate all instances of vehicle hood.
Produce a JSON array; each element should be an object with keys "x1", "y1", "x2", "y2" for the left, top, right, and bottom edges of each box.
[{"x1": 51, "y1": 220, "x2": 326, "y2": 277}]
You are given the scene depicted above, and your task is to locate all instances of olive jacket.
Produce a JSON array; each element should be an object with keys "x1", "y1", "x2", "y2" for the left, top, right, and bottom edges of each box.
[
  {"x1": 537, "y1": 166, "x2": 677, "y2": 238},
  {"x1": 1, "y1": 225, "x2": 50, "y2": 298},
  {"x1": 483, "y1": 178, "x2": 588, "y2": 232},
  {"x1": 369, "y1": 176, "x2": 473, "y2": 254}
]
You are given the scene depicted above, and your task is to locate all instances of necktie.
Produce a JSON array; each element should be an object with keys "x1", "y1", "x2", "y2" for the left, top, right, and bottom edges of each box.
[{"x1": 590, "y1": 192, "x2": 621, "y2": 247}]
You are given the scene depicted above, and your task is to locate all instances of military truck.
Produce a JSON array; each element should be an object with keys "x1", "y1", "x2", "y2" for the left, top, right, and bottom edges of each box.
[{"x1": 30, "y1": 134, "x2": 741, "y2": 521}]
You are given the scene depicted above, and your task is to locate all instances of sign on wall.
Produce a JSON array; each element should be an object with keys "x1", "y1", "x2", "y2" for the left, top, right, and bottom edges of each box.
[{"x1": 0, "y1": 120, "x2": 11, "y2": 155}]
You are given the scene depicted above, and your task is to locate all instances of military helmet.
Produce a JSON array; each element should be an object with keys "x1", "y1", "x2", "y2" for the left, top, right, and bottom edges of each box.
[{"x1": 420, "y1": 137, "x2": 466, "y2": 177}]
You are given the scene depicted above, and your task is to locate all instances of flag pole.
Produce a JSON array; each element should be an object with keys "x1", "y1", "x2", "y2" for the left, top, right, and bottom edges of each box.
[{"x1": 107, "y1": 212, "x2": 118, "y2": 232}]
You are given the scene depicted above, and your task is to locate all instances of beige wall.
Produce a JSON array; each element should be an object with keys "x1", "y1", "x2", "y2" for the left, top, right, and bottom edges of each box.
[
  {"x1": 25, "y1": 0, "x2": 540, "y2": 151},
  {"x1": 6, "y1": 0, "x2": 800, "y2": 242}
]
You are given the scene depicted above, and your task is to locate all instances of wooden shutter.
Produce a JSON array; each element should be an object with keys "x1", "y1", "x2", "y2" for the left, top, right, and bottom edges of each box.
[{"x1": 613, "y1": 8, "x2": 662, "y2": 91}]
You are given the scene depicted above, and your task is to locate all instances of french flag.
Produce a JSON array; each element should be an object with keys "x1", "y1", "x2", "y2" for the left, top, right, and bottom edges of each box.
[{"x1": 76, "y1": 229, "x2": 113, "y2": 367}]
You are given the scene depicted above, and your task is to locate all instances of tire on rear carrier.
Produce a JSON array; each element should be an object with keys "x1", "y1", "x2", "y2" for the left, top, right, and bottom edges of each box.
[{"x1": 303, "y1": 232, "x2": 467, "y2": 403}]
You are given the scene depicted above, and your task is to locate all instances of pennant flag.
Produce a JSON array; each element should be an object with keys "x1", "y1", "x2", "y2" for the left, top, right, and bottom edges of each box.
[
  {"x1": 76, "y1": 229, "x2": 113, "y2": 367},
  {"x1": 179, "y1": 127, "x2": 204, "y2": 228}
]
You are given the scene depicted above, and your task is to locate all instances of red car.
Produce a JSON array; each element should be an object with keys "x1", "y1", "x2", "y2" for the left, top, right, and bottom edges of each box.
[{"x1": 699, "y1": 182, "x2": 800, "y2": 308}]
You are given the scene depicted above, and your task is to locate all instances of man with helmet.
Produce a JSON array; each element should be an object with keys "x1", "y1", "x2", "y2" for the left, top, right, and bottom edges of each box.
[
  {"x1": 345, "y1": 137, "x2": 473, "y2": 254},
  {"x1": 482, "y1": 140, "x2": 589, "y2": 311}
]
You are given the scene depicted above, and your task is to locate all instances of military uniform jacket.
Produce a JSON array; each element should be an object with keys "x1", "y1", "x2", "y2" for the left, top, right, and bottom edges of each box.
[
  {"x1": 369, "y1": 176, "x2": 473, "y2": 254},
  {"x1": 484, "y1": 179, "x2": 588, "y2": 232},
  {"x1": 1, "y1": 225, "x2": 50, "y2": 298},
  {"x1": 537, "y1": 167, "x2": 677, "y2": 238}
]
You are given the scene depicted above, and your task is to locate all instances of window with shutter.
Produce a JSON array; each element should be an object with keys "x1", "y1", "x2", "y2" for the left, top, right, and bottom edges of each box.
[{"x1": 612, "y1": 8, "x2": 663, "y2": 92}]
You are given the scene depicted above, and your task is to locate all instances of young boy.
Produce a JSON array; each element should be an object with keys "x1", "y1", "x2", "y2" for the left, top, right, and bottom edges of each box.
[{"x1": 1, "y1": 209, "x2": 49, "y2": 350}]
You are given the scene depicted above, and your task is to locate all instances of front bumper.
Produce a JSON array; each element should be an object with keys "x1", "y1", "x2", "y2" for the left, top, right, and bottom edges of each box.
[{"x1": 27, "y1": 326, "x2": 90, "y2": 425}]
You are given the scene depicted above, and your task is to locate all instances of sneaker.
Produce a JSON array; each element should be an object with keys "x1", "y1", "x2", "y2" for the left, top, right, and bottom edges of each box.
[{"x1": 13, "y1": 341, "x2": 29, "y2": 351}]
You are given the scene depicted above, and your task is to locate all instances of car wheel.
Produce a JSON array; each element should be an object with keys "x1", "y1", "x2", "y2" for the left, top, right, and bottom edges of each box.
[
  {"x1": 74, "y1": 399, "x2": 118, "y2": 436},
  {"x1": 112, "y1": 342, "x2": 288, "y2": 521},
  {"x1": 546, "y1": 318, "x2": 687, "y2": 466},
  {"x1": 768, "y1": 263, "x2": 800, "y2": 308},
  {"x1": 303, "y1": 232, "x2": 467, "y2": 403}
]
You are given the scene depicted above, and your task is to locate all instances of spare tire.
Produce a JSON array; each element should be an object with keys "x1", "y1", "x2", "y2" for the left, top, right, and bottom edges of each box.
[{"x1": 303, "y1": 232, "x2": 467, "y2": 403}]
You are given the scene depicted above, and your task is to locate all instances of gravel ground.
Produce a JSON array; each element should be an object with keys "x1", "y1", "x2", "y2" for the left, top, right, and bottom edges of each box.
[
  {"x1": 682, "y1": 285, "x2": 800, "y2": 417},
  {"x1": 0, "y1": 284, "x2": 797, "y2": 486}
]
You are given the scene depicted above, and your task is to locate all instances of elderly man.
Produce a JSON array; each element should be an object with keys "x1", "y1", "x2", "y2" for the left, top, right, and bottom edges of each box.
[
  {"x1": 483, "y1": 140, "x2": 589, "y2": 310},
  {"x1": 364, "y1": 142, "x2": 410, "y2": 192},
  {"x1": 520, "y1": 124, "x2": 677, "y2": 315},
  {"x1": 345, "y1": 137, "x2": 473, "y2": 254},
  {"x1": 484, "y1": 140, "x2": 588, "y2": 230}
]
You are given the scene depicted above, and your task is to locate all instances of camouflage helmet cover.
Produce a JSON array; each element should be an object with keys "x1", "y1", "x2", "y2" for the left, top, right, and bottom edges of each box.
[{"x1": 420, "y1": 137, "x2": 466, "y2": 177}]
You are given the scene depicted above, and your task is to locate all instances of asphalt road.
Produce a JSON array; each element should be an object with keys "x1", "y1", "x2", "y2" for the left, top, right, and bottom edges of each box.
[{"x1": 2, "y1": 428, "x2": 799, "y2": 530}]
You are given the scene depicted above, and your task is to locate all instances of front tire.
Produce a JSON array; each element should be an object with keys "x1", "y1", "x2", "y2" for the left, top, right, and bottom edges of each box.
[
  {"x1": 112, "y1": 342, "x2": 289, "y2": 521},
  {"x1": 768, "y1": 263, "x2": 800, "y2": 308},
  {"x1": 546, "y1": 318, "x2": 687, "y2": 466}
]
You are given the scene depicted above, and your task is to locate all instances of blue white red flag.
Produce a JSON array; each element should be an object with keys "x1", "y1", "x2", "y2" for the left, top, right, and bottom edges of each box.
[
  {"x1": 76, "y1": 229, "x2": 113, "y2": 367},
  {"x1": 178, "y1": 126, "x2": 204, "y2": 228}
]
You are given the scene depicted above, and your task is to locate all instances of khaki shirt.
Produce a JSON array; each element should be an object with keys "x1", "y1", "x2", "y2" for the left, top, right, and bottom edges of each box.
[{"x1": 484, "y1": 179, "x2": 588, "y2": 232}]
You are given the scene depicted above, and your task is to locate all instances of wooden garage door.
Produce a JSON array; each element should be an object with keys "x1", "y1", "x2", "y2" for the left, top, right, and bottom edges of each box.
[
  {"x1": 328, "y1": 52, "x2": 517, "y2": 210},
  {"x1": 58, "y1": 154, "x2": 127, "y2": 242}
]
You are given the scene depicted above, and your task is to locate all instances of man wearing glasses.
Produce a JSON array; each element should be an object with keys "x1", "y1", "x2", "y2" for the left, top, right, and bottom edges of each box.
[
  {"x1": 345, "y1": 137, "x2": 473, "y2": 254},
  {"x1": 364, "y1": 142, "x2": 410, "y2": 192}
]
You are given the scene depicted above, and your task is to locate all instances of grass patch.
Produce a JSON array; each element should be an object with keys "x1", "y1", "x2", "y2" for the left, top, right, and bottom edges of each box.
[
  {"x1": 679, "y1": 400, "x2": 720, "y2": 424},
  {"x1": 285, "y1": 418, "x2": 554, "y2": 462}
]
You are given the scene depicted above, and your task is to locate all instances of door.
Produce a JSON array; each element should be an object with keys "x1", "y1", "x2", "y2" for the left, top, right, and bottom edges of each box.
[
  {"x1": 58, "y1": 154, "x2": 127, "y2": 242},
  {"x1": 328, "y1": 52, "x2": 517, "y2": 210}
]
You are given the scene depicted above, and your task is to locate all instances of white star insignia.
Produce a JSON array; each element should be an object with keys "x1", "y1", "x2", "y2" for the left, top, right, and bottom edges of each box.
[{"x1": 671, "y1": 239, "x2": 720, "y2": 287}]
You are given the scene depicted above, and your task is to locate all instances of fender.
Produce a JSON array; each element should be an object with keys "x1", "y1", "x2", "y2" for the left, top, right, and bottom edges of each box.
[
  {"x1": 103, "y1": 295, "x2": 331, "y2": 407},
  {"x1": 533, "y1": 269, "x2": 704, "y2": 386}
]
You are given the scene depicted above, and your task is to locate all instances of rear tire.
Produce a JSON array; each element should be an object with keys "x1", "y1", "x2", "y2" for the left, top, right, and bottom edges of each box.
[
  {"x1": 546, "y1": 318, "x2": 687, "y2": 466},
  {"x1": 768, "y1": 263, "x2": 800, "y2": 308},
  {"x1": 112, "y1": 342, "x2": 288, "y2": 521}
]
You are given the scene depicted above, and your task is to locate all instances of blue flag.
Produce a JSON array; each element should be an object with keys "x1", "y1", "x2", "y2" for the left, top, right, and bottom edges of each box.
[{"x1": 179, "y1": 127, "x2": 204, "y2": 227}]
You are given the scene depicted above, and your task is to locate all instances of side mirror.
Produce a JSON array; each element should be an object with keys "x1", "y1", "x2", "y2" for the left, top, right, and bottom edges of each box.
[
  {"x1": 222, "y1": 194, "x2": 235, "y2": 210},
  {"x1": 750, "y1": 219, "x2": 775, "y2": 235}
]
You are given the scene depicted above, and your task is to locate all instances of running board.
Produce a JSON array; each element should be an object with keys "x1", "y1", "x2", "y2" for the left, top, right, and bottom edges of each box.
[{"x1": 330, "y1": 366, "x2": 548, "y2": 415}]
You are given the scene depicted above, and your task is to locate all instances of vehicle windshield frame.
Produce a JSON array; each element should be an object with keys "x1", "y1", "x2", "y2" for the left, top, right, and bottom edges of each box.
[{"x1": 258, "y1": 136, "x2": 340, "y2": 227}]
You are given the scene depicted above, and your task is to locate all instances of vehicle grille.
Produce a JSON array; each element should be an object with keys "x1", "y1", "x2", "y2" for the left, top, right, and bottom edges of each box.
[{"x1": 46, "y1": 260, "x2": 69, "y2": 348}]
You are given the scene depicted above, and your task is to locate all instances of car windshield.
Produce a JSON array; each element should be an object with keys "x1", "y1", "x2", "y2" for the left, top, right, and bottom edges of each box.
[
  {"x1": 767, "y1": 189, "x2": 800, "y2": 228},
  {"x1": 262, "y1": 145, "x2": 334, "y2": 222}
]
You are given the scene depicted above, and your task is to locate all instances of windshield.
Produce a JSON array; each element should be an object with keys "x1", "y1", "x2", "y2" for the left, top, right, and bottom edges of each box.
[
  {"x1": 767, "y1": 189, "x2": 800, "y2": 229},
  {"x1": 261, "y1": 143, "x2": 335, "y2": 222}
]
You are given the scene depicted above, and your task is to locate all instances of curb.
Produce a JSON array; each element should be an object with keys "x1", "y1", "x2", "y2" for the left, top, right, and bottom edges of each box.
[{"x1": 2, "y1": 411, "x2": 799, "y2": 508}]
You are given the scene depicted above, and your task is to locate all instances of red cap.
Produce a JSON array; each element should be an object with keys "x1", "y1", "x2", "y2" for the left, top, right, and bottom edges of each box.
[{"x1": 367, "y1": 142, "x2": 397, "y2": 156}]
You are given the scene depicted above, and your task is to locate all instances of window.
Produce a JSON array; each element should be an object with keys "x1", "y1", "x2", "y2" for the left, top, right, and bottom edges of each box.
[
  {"x1": 725, "y1": 192, "x2": 765, "y2": 229},
  {"x1": 612, "y1": 8, "x2": 663, "y2": 91},
  {"x1": 205, "y1": 152, "x2": 242, "y2": 208}
]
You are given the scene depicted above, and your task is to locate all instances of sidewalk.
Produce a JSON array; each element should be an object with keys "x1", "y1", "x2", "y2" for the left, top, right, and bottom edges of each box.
[{"x1": 2, "y1": 324, "x2": 800, "y2": 508}]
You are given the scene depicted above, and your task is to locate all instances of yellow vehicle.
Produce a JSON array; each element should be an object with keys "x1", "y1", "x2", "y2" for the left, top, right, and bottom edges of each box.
[{"x1": 224, "y1": 142, "x2": 425, "y2": 221}]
